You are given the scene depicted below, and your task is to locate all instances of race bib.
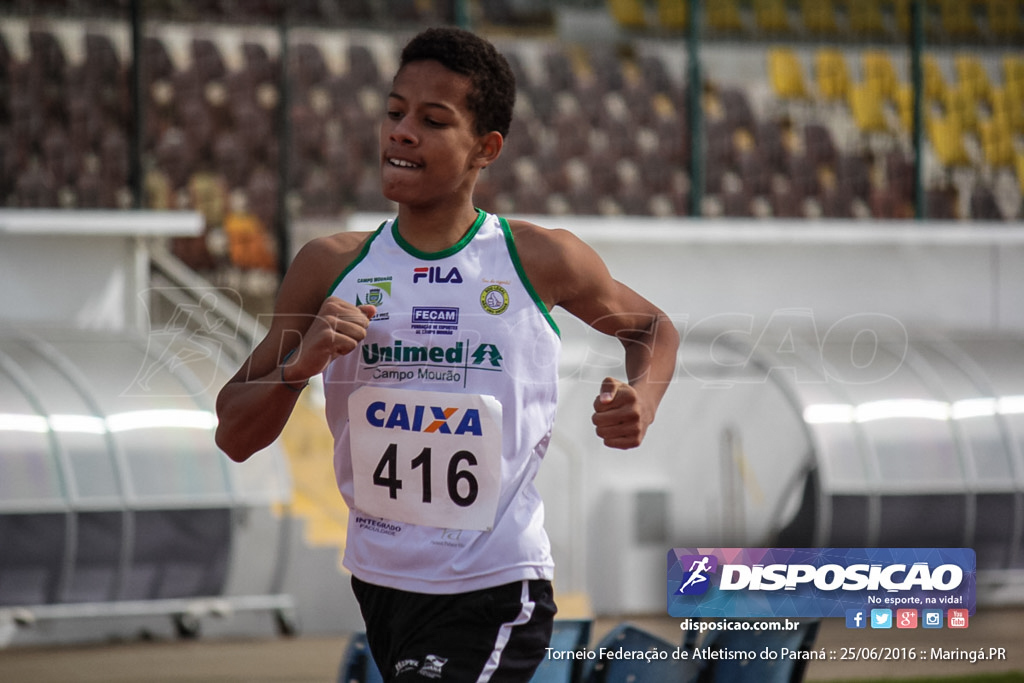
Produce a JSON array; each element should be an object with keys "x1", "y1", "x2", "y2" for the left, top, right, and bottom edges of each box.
[{"x1": 348, "y1": 386, "x2": 503, "y2": 531}]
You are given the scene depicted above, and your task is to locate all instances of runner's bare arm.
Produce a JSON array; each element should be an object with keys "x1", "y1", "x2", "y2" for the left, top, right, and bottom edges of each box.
[
  {"x1": 215, "y1": 233, "x2": 375, "y2": 462},
  {"x1": 510, "y1": 221, "x2": 679, "y2": 449}
]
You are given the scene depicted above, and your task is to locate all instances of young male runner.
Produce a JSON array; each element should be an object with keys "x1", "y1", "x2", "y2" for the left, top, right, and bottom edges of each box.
[{"x1": 216, "y1": 27, "x2": 679, "y2": 682}]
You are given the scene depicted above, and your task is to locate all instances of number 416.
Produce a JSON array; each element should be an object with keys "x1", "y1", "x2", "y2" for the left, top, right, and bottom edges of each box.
[{"x1": 372, "y1": 444, "x2": 479, "y2": 507}]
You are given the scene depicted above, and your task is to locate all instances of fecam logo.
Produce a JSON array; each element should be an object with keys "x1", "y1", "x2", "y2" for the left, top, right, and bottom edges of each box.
[{"x1": 676, "y1": 555, "x2": 718, "y2": 595}]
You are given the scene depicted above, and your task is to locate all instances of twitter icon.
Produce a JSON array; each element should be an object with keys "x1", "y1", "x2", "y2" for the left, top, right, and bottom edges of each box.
[{"x1": 871, "y1": 609, "x2": 892, "y2": 629}]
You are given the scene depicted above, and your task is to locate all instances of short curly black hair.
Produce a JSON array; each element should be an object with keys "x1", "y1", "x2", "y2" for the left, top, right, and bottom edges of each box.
[{"x1": 397, "y1": 26, "x2": 516, "y2": 138}]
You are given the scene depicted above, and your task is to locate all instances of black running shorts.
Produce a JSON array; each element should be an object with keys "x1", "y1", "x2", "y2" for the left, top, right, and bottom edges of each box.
[{"x1": 351, "y1": 576, "x2": 557, "y2": 682}]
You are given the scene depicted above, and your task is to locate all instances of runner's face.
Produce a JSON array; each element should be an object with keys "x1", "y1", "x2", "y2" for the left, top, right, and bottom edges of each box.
[{"x1": 380, "y1": 60, "x2": 485, "y2": 208}]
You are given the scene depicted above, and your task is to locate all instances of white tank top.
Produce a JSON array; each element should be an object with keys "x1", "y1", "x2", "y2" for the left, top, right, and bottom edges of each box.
[{"x1": 323, "y1": 211, "x2": 561, "y2": 593}]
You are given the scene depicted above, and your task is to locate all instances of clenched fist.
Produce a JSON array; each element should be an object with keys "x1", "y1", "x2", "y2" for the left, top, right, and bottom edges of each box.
[{"x1": 280, "y1": 298, "x2": 376, "y2": 386}]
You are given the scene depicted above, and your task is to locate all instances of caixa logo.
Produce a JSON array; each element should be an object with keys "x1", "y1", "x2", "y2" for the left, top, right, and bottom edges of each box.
[
  {"x1": 365, "y1": 400, "x2": 484, "y2": 436},
  {"x1": 413, "y1": 266, "x2": 463, "y2": 284}
]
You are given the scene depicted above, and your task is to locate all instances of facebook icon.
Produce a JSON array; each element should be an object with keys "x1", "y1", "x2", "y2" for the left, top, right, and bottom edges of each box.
[{"x1": 846, "y1": 609, "x2": 867, "y2": 629}]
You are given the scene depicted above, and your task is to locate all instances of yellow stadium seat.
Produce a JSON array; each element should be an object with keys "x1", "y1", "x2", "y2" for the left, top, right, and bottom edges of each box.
[
  {"x1": 922, "y1": 54, "x2": 947, "y2": 102},
  {"x1": 1015, "y1": 152, "x2": 1024, "y2": 194},
  {"x1": 1004, "y1": 55, "x2": 1024, "y2": 85},
  {"x1": 979, "y1": 115, "x2": 1014, "y2": 167},
  {"x1": 943, "y1": 85, "x2": 980, "y2": 133},
  {"x1": 849, "y1": 0, "x2": 886, "y2": 35},
  {"x1": 707, "y1": 0, "x2": 744, "y2": 32},
  {"x1": 768, "y1": 48, "x2": 808, "y2": 98},
  {"x1": 862, "y1": 50, "x2": 900, "y2": 101},
  {"x1": 988, "y1": 0, "x2": 1022, "y2": 39},
  {"x1": 927, "y1": 112, "x2": 970, "y2": 166},
  {"x1": 754, "y1": 0, "x2": 791, "y2": 32},
  {"x1": 815, "y1": 48, "x2": 851, "y2": 101},
  {"x1": 892, "y1": 0, "x2": 911, "y2": 37},
  {"x1": 939, "y1": 0, "x2": 980, "y2": 38},
  {"x1": 801, "y1": 0, "x2": 839, "y2": 33},
  {"x1": 849, "y1": 82, "x2": 888, "y2": 132},
  {"x1": 998, "y1": 81, "x2": 1024, "y2": 133},
  {"x1": 609, "y1": 0, "x2": 647, "y2": 28},
  {"x1": 658, "y1": 0, "x2": 688, "y2": 30},
  {"x1": 955, "y1": 54, "x2": 993, "y2": 105},
  {"x1": 896, "y1": 83, "x2": 914, "y2": 131}
]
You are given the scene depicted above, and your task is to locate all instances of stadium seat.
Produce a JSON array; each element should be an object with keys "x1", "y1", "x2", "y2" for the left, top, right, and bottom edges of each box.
[
  {"x1": 719, "y1": 87, "x2": 756, "y2": 132},
  {"x1": 1003, "y1": 57, "x2": 1024, "y2": 132},
  {"x1": 706, "y1": 0, "x2": 744, "y2": 33},
  {"x1": 800, "y1": 0, "x2": 838, "y2": 34},
  {"x1": 804, "y1": 122, "x2": 837, "y2": 169},
  {"x1": 722, "y1": 181, "x2": 754, "y2": 217},
  {"x1": 190, "y1": 37, "x2": 227, "y2": 83},
  {"x1": 337, "y1": 632, "x2": 385, "y2": 683},
  {"x1": 895, "y1": 83, "x2": 914, "y2": 132},
  {"x1": 339, "y1": 621, "x2": 594, "y2": 683},
  {"x1": 28, "y1": 29, "x2": 66, "y2": 83},
  {"x1": 970, "y1": 184, "x2": 1003, "y2": 220},
  {"x1": 754, "y1": 0, "x2": 791, "y2": 33},
  {"x1": 1005, "y1": 55, "x2": 1024, "y2": 86},
  {"x1": 608, "y1": 0, "x2": 647, "y2": 29},
  {"x1": 693, "y1": 620, "x2": 821, "y2": 683},
  {"x1": 892, "y1": 0, "x2": 912, "y2": 37},
  {"x1": 837, "y1": 151, "x2": 872, "y2": 201},
  {"x1": 768, "y1": 48, "x2": 808, "y2": 99},
  {"x1": 885, "y1": 149, "x2": 915, "y2": 202},
  {"x1": 955, "y1": 54, "x2": 993, "y2": 106},
  {"x1": 292, "y1": 42, "x2": 329, "y2": 92},
  {"x1": 771, "y1": 175, "x2": 805, "y2": 218},
  {"x1": 814, "y1": 48, "x2": 850, "y2": 102},
  {"x1": 819, "y1": 169, "x2": 855, "y2": 218},
  {"x1": 847, "y1": 0, "x2": 886, "y2": 36},
  {"x1": 861, "y1": 50, "x2": 899, "y2": 102},
  {"x1": 943, "y1": 85, "x2": 980, "y2": 133},
  {"x1": 582, "y1": 623, "x2": 701, "y2": 682},
  {"x1": 658, "y1": 0, "x2": 688, "y2": 30},
  {"x1": 848, "y1": 82, "x2": 888, "y2": 132},
  {"x1": 979, "y1": 115, "x2": 1014, "y2": 167},
  {"x1": 347, "y1": 44, "x2": 382, "y2": 89},
  {"x1": 938, "y1": 0, "x2": 980, "y2": 39},
  {"x1": 987, "y1": 0, "x2": 1022, "y2": 39},
  {"x1": 926, "y1": 183, "x2": 958, "y2": 219},
  {"x1": 529, "y1": 619, "x2": 593, "y2": 682},
  {"x1": 927, "y1": 111, "x2": 970, "y2": 166},
  {"x1": 922, "y1": 54, "x2": 947, "y2": 103},
  {"x1": 142, "y1": 35, "x2": 175, "y2": 83},
  {"x1": 242, "y1": 41, "x2": 277, "y2": 84},
  {"x1": 737, "y1": 147, "x2": 771, "y2": 197}
]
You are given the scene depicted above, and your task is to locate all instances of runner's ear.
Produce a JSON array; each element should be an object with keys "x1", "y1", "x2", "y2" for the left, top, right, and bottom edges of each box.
[{"x1": 475, "y1": 131, "x2": 503, "y2": 169}]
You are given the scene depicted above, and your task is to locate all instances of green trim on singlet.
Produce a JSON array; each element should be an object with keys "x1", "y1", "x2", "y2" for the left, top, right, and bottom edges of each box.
[
  {"x1": 324, "y1": 222, "x2": 387, "y2": 299},
  {"x1": 391, "y1": 209, "x2": 485, "y2": 260},
  {"x1": 499, "y1": 216, "x2": 561, "y2": 337}
]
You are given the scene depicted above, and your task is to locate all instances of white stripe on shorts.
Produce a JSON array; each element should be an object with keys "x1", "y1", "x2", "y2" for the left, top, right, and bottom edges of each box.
[{"x1": 476, "y1": 580, "x2": 535, "y2": 683}]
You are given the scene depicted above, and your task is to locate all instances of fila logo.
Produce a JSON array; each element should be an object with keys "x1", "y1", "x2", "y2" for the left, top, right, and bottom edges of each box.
[
  {"x1": 365, "y1": 400, "x2": 483, "y2": 436},
  {"x1": 413, "y1": 266, "x2": 463, "y2": 284}
]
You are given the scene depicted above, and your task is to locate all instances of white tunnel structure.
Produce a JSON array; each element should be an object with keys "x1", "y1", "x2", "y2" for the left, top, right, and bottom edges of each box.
[
  {"x1": 0, "y1": 328, "x2": 293, "y2": 615},
  {"x1": 0, "y1": 211, "x2": 299, "y2": 644}
]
